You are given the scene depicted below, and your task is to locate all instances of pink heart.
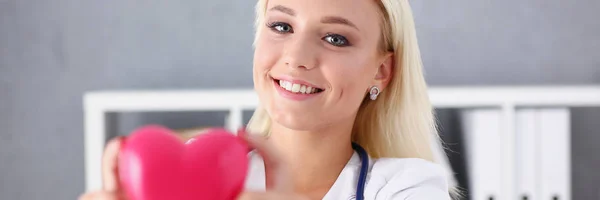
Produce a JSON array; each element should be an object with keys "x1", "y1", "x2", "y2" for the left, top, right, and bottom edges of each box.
[{"x1": 118, "y1": 125, "x2": 249, "y2": 200}]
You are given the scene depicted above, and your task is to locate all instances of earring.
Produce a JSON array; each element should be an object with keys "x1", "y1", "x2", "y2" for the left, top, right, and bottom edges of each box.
[{"x1": 369, "y1": 86, "x2": 380, "y2": 100}]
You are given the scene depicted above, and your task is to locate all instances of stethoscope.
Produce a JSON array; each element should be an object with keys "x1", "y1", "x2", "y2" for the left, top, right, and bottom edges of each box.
[{"x1": 352, "y1": 142, "x2": 369, "y2": 200}]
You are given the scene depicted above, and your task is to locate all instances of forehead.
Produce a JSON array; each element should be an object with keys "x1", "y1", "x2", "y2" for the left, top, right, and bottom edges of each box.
[{"x1": 265, "y1": 0, "x2": 382, "y2": 30}]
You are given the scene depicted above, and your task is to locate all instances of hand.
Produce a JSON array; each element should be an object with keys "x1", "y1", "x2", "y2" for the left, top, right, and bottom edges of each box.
[
  {"x1": 78, "y1": 137, "x2": 128, "y2": 200},
  {"x1": 236, "y1": 129, "x2": 310, "y2": 200}
]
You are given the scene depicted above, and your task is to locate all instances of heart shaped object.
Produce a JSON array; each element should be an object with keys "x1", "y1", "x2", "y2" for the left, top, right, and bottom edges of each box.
[{"x1": 118, "y1": 125, "x2": 249, "y2": 200}]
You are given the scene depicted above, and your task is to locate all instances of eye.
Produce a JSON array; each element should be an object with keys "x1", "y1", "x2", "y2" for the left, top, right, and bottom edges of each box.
[
  {"x1": 323, "y1": 33, "x2": 350, "y2": 47},
  {"x1": 267, "y1": 22, "x2": 294, "y2": 33}
]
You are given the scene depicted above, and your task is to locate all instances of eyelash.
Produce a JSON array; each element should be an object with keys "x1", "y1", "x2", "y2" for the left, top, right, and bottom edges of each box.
[{"x1": 266, "y1": 21, "x2": 352, "y2": 47}]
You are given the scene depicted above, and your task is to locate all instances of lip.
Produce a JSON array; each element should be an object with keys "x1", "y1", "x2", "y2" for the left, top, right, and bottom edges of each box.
[
  {"x1": 270, "y1": 76, "x2": 324, "y2": 101},
  {"x1": 271, "y1": 75, "x2": 324, "y2": 90}
]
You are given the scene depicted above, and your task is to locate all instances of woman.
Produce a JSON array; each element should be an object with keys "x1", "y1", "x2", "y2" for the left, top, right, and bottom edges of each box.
[{"x1": 79, "y1": 0, "x2": 452, "y2": 199}]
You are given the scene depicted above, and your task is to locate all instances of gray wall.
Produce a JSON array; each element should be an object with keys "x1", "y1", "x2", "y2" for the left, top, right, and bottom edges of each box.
[{"x1": 0, "y1": 0, "x2": 598, "y2": 199}]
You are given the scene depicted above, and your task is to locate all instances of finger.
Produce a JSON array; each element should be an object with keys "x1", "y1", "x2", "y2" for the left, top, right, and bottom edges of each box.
[
  {"x1": 238, "y1": 129, "x2": 283, "y2": 167},
  {"x1": 102, "y1": 136, "x2": 125, "y2": 192},
  {"x1": 236, "y1": 128, "x2": 253, "y2": 152},
  {"x1": 237, "y1": 191, "x2": 310, "y2": 200},
  {"x1": 238, "y1": 130, "x2": 292, "y2": 192}
]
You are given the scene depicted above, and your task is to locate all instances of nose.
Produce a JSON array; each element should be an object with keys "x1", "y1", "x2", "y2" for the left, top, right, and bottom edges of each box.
[{"x1": 282, "y1": 34, "x2": 318, "y2": 70}]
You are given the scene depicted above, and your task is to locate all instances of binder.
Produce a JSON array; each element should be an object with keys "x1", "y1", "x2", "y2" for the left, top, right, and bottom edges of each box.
[
  {"x1": 538, "y1": 108, "x2": 571, "y2": 200},
  {"x1": 460, "y1": 109, "x2": 503, "y2": 200},
  {"x1": 516, "y1": 109, "x2": 540, "y2": 200}
]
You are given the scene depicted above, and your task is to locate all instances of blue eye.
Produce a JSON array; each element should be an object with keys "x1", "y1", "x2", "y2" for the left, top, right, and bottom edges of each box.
[
  {"x1": 267, "y1": 22, "x2": 293, "y2": 33},
  {"x1": 323, "y1": 33, "x2": 350, "y2": 47}
]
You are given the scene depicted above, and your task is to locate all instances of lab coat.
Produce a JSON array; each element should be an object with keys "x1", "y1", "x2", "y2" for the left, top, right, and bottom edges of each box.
[{"x1": 244, "y1": 151, "x2": 451, "y2": 200}]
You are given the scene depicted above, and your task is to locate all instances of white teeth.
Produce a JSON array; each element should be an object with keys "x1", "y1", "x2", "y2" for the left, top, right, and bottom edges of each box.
[
  {"x1": 285, "y1": 82, "x2": 292, "y2": 90},
  {"x1": 278, "y1": 80, "x2": 320, "y2": 94},
  {"x1": 291, "y1": 84, "x2": 301, "y2": 92}
]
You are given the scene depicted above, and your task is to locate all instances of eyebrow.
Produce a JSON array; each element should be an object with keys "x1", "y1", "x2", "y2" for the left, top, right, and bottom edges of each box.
[
  {"x1": 268, "y1": 5, "x2": 359, "y2": 31},
  {"x1": 269, "y1": 5, "x2": 295, "y2": 16},
  {"x1": 321, "y1": 16, "x2": 359, "y2": 31}
]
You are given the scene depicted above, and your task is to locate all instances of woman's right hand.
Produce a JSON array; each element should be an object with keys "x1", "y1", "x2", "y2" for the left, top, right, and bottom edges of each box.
[
  {"x1": 235, "y1": 129, "x2": 310, "y2": 200},
  {"x1": 78, "y1": 137, "x2": 128, "y2": 200}
]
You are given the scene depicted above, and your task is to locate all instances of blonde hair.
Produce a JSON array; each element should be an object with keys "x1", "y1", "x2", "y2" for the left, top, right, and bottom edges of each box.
[
  {"x1": 249, "y1": 0, "x2": 438, "y2": 161},
  {"x1": 248, "y1": 0, "x2": 460, "y2": 197}
]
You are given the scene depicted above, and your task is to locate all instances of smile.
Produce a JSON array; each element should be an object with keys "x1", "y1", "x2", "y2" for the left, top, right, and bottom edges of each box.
[
  {"x1": 276, "y1": 79, "x2": 323, "y2": 94},
  {"x1": 272, "y1": 77, "x2": 325, "y2": 101}
]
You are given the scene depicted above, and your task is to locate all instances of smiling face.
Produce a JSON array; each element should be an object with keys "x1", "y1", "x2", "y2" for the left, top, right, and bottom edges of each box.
[{"x1": 253, "y1": 0, "x2": 393, "y2": 131}]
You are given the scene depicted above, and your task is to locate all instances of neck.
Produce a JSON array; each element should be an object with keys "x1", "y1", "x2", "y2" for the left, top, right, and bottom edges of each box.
[{"x1": 267, "y1": 120, "x2": 355, "y2": 196}]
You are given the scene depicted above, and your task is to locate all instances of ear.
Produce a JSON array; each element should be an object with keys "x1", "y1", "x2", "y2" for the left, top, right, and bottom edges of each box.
[{"x1": 373, "y1": 52, "x2": 394, "y2": 90}]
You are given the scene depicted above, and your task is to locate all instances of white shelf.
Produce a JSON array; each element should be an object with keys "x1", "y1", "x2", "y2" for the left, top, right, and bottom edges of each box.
[{"x1": 83, "y1": 85, "x2": 600, "y2": 198}]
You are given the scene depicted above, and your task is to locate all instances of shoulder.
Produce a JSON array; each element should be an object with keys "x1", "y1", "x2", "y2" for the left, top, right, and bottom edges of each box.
[{"x1": 365, "y1": 157, "x2": 451, "y2": 200}]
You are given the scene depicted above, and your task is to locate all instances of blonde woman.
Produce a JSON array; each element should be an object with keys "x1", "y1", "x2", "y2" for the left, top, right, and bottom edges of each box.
[{"x1": 80, "y1": 0, "x2": 453, "y2": 199}]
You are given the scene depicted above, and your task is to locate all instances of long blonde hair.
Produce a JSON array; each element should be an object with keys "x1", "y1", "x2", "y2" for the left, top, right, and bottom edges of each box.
[
  {"x1": 249, "y1": 0, "x2": 439, "y2": 161},
  {"x1": 248, "y1": 0, "x2": 461, "y2": 197}
]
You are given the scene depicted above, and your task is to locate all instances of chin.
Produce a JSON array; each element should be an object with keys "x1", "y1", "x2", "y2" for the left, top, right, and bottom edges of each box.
[{"x1": 268, "y1": 108, "x2": 324, "y2": 131}]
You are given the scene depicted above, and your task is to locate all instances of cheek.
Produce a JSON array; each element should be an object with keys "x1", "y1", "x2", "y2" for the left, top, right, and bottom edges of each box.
[
  {"x1": 320, "y1": 53, "x2": 376, "y2": 116},
  {"x1": 324, "y1": 54, "x2": 375, "y2": 96},
  {"x1": 253, "y1": 33, "x2": 285, "y2": 109},
  {"x1": 253, "y1": 35, "x2": 282, "y2": 83},
  {"x1": 254, "y1": 38, "x2": 279, "y2": 73}
]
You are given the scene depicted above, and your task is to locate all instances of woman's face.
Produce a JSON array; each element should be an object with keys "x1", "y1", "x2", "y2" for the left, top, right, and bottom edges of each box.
[{"x1": 253, "y1": 0, "x2": 393, "y2": 131}]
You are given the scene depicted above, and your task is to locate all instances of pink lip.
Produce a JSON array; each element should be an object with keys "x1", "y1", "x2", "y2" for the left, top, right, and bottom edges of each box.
[
  {"x1": 271, "y1": 76, "x2": 324, "y2": 101},
  {"x1": 271, "y1": 76, "x2": 323, "y2": 90}
]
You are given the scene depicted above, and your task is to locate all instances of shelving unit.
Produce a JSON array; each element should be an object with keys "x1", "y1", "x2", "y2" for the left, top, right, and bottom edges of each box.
[{"x1": 83, "y1": 86, "x2": 600, "y2": 199}]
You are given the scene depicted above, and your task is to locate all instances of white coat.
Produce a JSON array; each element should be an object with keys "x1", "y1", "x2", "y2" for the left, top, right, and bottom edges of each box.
[{"x1": 244, "y1": 150, "x2": 451, "y2": 200}]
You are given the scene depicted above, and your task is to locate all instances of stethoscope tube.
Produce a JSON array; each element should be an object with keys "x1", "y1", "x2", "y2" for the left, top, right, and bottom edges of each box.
[{"x1": 352, "y1": 142, "x2": 369, "y2": 200}]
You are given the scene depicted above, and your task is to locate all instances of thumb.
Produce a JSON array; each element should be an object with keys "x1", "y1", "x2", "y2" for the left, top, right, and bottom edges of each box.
[{"x1": 102, "y1": 136, "x2": 125, "y2": 192}]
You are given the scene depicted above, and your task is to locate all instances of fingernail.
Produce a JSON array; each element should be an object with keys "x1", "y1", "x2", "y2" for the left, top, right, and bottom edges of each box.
[
  {"x1": 117, "y1": 136, "x2": 127, "y2": 145},
  {"x1": 237, "y1": 127, "x2": 248, "y2": 138}
]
